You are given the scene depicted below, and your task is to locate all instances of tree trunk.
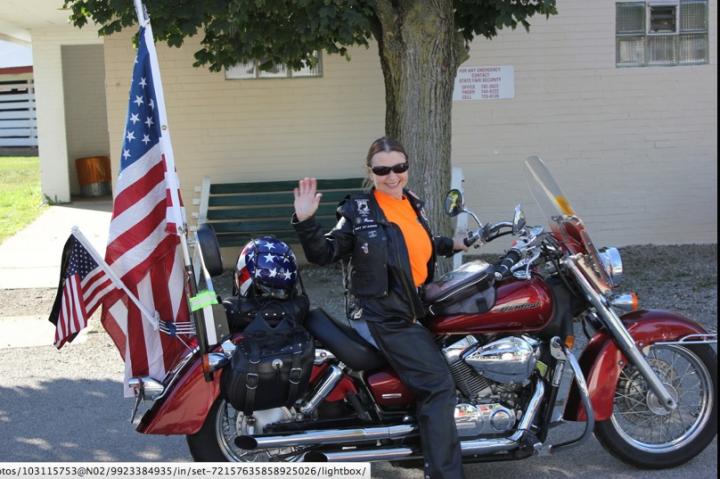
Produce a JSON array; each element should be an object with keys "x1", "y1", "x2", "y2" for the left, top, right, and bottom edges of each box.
[{"x1": 373, "y1": 0, "x2": 466, "y2": 275}]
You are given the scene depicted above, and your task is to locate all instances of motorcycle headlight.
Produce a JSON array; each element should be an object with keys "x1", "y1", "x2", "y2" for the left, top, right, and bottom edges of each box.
[{"x1": 598, "y1": 247, "x2": 623, "y2": 287}]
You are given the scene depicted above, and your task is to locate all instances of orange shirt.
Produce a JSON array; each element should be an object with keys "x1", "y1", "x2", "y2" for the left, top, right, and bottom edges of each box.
[{"x1": 374, "y1": 189, "x2": 432, "y2": 287}]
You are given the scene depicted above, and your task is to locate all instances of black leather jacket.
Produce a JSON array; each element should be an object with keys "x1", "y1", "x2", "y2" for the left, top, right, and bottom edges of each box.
[{"x1": 293, "y1": 189, "x2": 455, "y2": 322}]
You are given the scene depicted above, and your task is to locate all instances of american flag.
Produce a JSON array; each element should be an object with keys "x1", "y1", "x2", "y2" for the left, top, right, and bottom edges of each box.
[
  {"x1": 49, "y1": 233, "x2": 118, "y2": 349},
  {"x1": 102, "y1": 24, "x2": 193, "y2": 397}
]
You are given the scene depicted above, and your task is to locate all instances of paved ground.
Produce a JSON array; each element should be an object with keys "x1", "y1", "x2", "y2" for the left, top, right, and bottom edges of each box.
[
  {"x1": 0, "y1": 199, "x2": 111, "y2": 289},
  {"x1": 0, "y1": 199, "x2": 110, "y2": 349}
]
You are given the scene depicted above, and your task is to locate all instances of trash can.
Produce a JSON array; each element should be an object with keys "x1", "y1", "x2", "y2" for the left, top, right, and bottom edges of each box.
[{"x1": 76, "y1": 156, "x2": 111, "y2": 197}]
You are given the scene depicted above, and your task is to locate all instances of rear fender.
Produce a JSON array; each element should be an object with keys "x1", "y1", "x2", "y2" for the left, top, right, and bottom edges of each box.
[
  {"x1": 564, "y1": 310, "x2": 708, "y2": 422},
  {"x1": 136, "y1": 354, "x2": 222, "y2": 435}
]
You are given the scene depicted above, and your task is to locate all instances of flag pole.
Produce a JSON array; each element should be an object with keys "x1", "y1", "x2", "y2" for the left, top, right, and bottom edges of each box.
[
  {"x1": 133, "y1": 0, "x2": 186, "y2": 241},
  {"x1": 133, "y1": 0, "x2": 149, "y2": 26},
  {"x1": 72, "y1": 226, "x2": 160, "y2": 330},
  {"x1": 132, "y1": 0, "x2": 213, "y2": 378},
  {"x1": 132, "y1": 0, "x2": 195, "y2": 270}
]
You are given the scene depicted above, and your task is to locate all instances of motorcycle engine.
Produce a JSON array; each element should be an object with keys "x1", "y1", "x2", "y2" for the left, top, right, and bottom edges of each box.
[{"x1": 443, "y1": 336, "x2": 538, "y2": 437}]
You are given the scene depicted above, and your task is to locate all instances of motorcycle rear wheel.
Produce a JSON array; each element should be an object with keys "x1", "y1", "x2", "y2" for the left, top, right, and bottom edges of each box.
[
  {"x1": 186, "y1": 397, "x2": 302, "y2": 462},
  {"x1": 595, "y1": 344, "x2": 717, "y2": 469}
]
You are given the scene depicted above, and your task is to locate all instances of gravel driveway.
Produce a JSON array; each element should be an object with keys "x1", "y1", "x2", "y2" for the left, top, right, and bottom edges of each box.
[{"x1": 0, "y1": 244, "x2": 716, "y2": 477}]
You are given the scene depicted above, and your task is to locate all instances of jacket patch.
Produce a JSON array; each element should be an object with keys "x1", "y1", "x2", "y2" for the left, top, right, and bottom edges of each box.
[
  {"x1": 355, "y1": 199, "x2": 371, "y2": 217},
  {"x1": 354, "y1": 223, "x2": 378, "y2": 232}
]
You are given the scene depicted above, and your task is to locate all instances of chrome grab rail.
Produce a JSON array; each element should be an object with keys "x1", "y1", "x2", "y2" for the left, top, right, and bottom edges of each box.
[{"x1": 653, "y1": 333, "x2": 717, "y2": 346}]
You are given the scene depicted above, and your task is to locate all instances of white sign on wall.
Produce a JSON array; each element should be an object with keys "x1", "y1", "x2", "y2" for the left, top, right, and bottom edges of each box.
[{"x1": 452, "y1": 65, "x2": 515, "y2": 101}]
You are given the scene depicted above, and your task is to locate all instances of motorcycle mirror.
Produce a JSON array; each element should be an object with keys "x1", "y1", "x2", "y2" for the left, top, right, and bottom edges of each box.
[
  {"x1": 512, "y1": 204, "x2": 526, "y2": 234},
  {"x1": 444, "y1": 189, "x2": 465, "y2": 217}
]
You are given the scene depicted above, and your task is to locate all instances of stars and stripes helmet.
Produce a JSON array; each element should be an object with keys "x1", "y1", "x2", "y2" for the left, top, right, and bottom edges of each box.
[{"x1": 234, "y1": 236, "x2": 298, "y2": 298}]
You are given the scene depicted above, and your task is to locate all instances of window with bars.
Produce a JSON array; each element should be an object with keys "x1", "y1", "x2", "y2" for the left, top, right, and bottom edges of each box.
[
  {"x1": 616, "y1": 1, "x2": 708, "y2": 67},
  {"x1": 225, "y1": 53, "x2": 323, "y2": 80}
]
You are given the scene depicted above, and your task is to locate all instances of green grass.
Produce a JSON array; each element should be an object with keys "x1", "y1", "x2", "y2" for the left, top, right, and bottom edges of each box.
[{"x1": 0, "y1": 157, "x2": 46, "y2": 244}]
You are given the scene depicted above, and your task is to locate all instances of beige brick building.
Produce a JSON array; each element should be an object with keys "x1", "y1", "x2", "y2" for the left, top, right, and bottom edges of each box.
[{"x1": 2, "y1": 0, "x2": 717, "y2": 250}]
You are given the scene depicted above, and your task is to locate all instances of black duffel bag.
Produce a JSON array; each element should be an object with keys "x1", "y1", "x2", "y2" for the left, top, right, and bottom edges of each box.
[
  {"x1": 222, "y1": 293, "x2": 309, "y2": 333},
  {"x1": 220, "y1": 302, "x2": 314, "y2": 415}
]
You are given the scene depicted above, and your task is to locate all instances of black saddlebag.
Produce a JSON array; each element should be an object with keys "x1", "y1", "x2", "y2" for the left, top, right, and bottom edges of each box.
[
  {"x1": 220, "y1": 302, "x2": 314, "y2": 415},
  {"x1": 424, "y1": 260, "x2": 496, "y2": 316}
]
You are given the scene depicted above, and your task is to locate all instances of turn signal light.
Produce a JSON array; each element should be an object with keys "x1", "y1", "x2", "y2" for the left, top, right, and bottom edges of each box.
[
  {"x1": 201, "y1": 353, "x2": 212, "y2": 376},
  {"x1": 609, "y1": 292, "x2": 640, "y2": 312},
  {"x1": 564, "y1": 335, "x2": 575, "y2": 349}
]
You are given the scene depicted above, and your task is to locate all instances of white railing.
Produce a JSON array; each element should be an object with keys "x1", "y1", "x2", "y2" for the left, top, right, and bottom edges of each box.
[{"x1": 0, "y1": 75, "x2": 37, "y2": 147}]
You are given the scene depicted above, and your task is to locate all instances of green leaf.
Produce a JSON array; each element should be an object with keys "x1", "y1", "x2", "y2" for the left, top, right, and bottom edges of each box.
[{"x1": 63, "y1": 0, "x2": 555, "y2": 72}]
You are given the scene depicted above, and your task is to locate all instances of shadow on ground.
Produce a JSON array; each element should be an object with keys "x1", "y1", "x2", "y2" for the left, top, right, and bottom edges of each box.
[{"x1": 0, "y1": 378, "x2": 188, "y2": 462}]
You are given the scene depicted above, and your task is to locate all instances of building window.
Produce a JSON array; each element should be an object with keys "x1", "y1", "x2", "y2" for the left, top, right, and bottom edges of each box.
[
  {"x1": 225, "y1": 52, "x2": 322, "y2": 80},
  {"x1": 616, "y1": 1, "x2": 708, "y2": 67}
]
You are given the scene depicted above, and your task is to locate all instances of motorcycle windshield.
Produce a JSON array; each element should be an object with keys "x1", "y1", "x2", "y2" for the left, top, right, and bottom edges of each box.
[
  {"x1": 524, "y1": 155, "x2": 576, "y2": 222},
  {"x1": 524, "y1": 156, "x2": 613, "y2": 290}
]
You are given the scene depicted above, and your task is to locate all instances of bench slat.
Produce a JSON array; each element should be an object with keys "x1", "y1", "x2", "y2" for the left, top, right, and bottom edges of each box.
[
  {"x1": 214, "y1": 221, "x2": 337, "y2": 247},
  {"x1": 217, "y1": 234, "x2": 300, "y2": 247},
  {"x1": 210, "y1": 178, "x2": 365, "y2": 195},
  {"x1": 209, "y1": 218, "x2": 338, "y2": 234},
  {"x1": 207, "y1": 204, "x2": 338, "y2": 220},
  {"x1": 208, "y1": 190, "x2": 353, "y2": 207}
]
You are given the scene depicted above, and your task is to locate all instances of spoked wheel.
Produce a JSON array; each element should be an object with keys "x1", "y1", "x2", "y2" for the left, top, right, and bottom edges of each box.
[
  {"x1": 595, "y1": 344, "x2": 717, "y2": 469},
  {"x1": 186, "y1": 398, "x2": 304, "y2": 462}
]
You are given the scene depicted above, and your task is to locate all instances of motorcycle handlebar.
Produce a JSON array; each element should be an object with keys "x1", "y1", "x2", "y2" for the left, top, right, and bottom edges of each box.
[
  {"x1": 464, "y1": 222, "x2": 514, "y2": 248},
  {"x1": 493, "y1": 249, "x2": 522, "y2": 280},
  {"x1": 463, "y1": 230, "x2": 481, "y2": 247}
]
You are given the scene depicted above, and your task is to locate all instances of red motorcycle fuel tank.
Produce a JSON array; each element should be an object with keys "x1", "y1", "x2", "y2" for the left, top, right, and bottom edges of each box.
[{"x1": 431, "y1": 277, "x2": 554, "y2": 335}]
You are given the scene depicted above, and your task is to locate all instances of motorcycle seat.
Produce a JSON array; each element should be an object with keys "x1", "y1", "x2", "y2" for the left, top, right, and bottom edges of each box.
[{"x1": 306, "y1": 308, "x2": 387, "y2": 372}]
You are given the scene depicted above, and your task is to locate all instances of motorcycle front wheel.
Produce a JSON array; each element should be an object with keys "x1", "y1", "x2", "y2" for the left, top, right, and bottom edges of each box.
[
  {"x1": 186, "y1": 397, "x2": 303, "y2": 462},
  {"x1": 595, "y1": 343, "x2": 717, "y2": 469}
]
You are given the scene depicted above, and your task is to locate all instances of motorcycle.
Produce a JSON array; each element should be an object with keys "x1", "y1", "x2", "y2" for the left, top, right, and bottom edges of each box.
[{"x1": 129, "y1": 155, "x2": 717, "y2": 468}]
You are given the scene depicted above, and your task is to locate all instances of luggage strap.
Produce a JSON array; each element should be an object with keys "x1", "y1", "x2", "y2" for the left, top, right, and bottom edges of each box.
[
  {"x1": 286, "y1": 345, "x2": 304, "y2": 406},
  {"x1": 243, "y1": 339, "x2": 261, "y2": 416}
]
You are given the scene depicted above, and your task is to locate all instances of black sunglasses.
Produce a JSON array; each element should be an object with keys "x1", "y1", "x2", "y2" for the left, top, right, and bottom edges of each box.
[{"x1": 370, "y1": 162, "x2": 409, "y2": 176}]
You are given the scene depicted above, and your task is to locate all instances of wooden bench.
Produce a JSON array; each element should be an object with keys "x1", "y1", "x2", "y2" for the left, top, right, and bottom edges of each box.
[{"x1": 193, "y1": 176, "x2": 366, "y2": 247}]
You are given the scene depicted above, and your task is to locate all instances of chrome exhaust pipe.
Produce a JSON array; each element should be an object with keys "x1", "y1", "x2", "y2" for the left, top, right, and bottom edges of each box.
[
  {"x1": 510, "y1": 378, "x2": 545, "y2": 439},
  {"x1": 305, "y1": 437, "x2": 524, "y2": 463},
  {"x1": 236, "y1": 424, "x2": 417, "y2": 450},
  {"x1": 305, "y1": 447, "x2": 417, "y2": 462},
  {"x1": 305, "y1": 378, "x2": 548, "y2": 463},
  {"x1": 460, "y1": 437, "x2": 518, "y2": 456},
  {"x1": 300, "y1": 364, "x2": 344, "y2": 415}
]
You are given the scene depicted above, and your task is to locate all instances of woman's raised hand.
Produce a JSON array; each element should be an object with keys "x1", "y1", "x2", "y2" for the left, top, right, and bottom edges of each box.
[{"x1": 293, "y1": 177, "x2": 322, "y2": 222}]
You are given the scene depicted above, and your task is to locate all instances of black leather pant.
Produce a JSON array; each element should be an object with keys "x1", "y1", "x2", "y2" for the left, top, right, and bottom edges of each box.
[{"x1": 367, "y1": 319, "x2": 465, "y2": 479}]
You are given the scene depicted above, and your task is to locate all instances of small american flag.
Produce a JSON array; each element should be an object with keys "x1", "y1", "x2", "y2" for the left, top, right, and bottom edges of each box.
[
  {"x1": 49, "y1": 233, "x2": 117, "y2": 349},
  {"x1": 102, "y1": 22, "x2": 193, "y2": 397}
]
